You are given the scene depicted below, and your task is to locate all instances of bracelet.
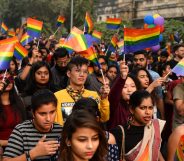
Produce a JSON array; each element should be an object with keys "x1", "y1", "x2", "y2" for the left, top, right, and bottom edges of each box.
[
  {"x1": 27, "y1": 63, "x2": 32, "y2": 67},
  {"x1": 25, "y1": 151, "x2": 32, "y2": 161}
]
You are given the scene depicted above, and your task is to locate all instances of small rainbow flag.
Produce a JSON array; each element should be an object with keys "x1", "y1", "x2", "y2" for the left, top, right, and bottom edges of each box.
[
  {"x1": 0, "y1": 37, "x2": 18, "y2": 45},
  {"x1": 20, "y1": 32, "x2": 33, "y2": 46},
  {"x1": 92, "y1": 30, "x2": 102, "y2": 43},
  {"x1": 27, "y1": 18, "x2": 43, "y2": 38},
  {"x1": 84, "y1": 12, "x2": 93, "y2": 33},
  {"x1": 14, "y1": 42, "x2": 28, "y2": 60},
  {"x1": 0, "y1": 44, "x2": 14, "y2": 70},
  {"x1": 8, "y1": 30, "x2": 16, "y2": 37},
  {"x1": 79, "y1": 47, "x2": 101, "y2": 69},
  {"x1": 172, "y1": 58, "x2": 184, "y2": 76},
  {"x1": 106, "y1": 18, "x2": 122, "y2": 30},
  {"x1": 1, "y1": 22, "x2": 8, "y2": 34},
  {"x1": 117, "y1": 40, "x2": 124, "y2": 53},
  {"x1": 124, "y1": 26, "x2": 160, "y2": 53},
  {"x1": 57, "y1": 16, "x2": 65, "y2": 27},
  {"x1": 108, "y1": 35, "x2": 118, "y2": 52}
]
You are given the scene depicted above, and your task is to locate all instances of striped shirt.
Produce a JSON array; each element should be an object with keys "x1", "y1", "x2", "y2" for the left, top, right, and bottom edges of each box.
[{"x1": 3, "y1": 120, "x2": 62, "y2": 161}]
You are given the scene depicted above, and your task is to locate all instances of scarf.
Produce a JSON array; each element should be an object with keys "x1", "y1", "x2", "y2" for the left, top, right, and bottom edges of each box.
[{"x1": 66, "y1": 85, "x2": 85, "y2": 102}]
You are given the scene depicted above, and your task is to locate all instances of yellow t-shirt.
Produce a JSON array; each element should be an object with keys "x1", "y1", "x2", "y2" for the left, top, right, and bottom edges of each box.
[{"x1": 54, "y1": 89, "x2": 110, "y2": 125}]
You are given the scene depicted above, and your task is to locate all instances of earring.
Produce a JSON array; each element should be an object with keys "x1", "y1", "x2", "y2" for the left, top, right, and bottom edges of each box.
[{"x1": 67, "y1": 143, "x2": 71, "y2": 147}]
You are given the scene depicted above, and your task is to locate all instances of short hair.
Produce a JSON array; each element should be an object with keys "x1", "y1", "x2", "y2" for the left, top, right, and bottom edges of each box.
[
  {"x1": 133, "y1": 50, "x2": 148, "y2": 58},
  {"x1": 53, "y1": 47, "x2": 69, "y2": 60},
  {"x1": 129, "y1": 90, "x2": 152, "y2": 110},
  {"x1": 107, "y1": 64, "x2": 119, "y2": 72},
  {"x1": 73, "y1": 97, "x2": 101, "y2": 118},
  {"x1": 173, "y1": 44, "x2": 184, "y2": 53},
  {"x1": 67, "y1": 56, "x2": 89, "y2": 71},
  {"x1": 31, "y1": 89, "x2": 57, "y2": 113}
]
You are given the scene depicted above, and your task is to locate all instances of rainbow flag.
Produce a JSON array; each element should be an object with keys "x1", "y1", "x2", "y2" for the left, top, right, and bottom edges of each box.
[
  {"x1": 8, "y1": 30, "x2": 16, "y2": 37},
  {"x1": 108, "y1": 35, "x2": 118, "y2": 52},
  {"x1": 0, "y1": 37, "x2": 18, "y2": 45},
  {"x1": 172, "y1": 58, "x2": 184, "y2": 76},
  {"x1": 20, "y1": 32, "x2": 33, "y2": 46},
  {"x1": 117, "y1": 40, "x2": 124, "y2": 53},
  {"x1": 70, "y1": 26, "x2": 84, "y2": 38},
  {"x1": 84, "y1": 12, "x2": 93, "y2": 33},
  {"x1": 27, "y1": 18, "x2": 43, "y2": 38},
  {"x1": 0, "y1": 44, "x2": 14, "y2": 70},
  {"x1": 124, "y1": 26, "x2": 160, "y2": 53},
  {"x1": 106, "y1": 18, "x2": 122, "y2": 30},
  {"x1": 137, "y1": 142, "x2": 149, "y2": 161},
  {"x1": 58, "y1": 38, "x2": 73, "y2": 54},
  {"x1": 1, "y1": 22, "x2": 8, "y2": 34},
  {"x1": 92, "y1": 30, "x2": 102, "y2": 43},
  {"x1": 88, "y1": 66, "x2": 94, "y2": 74},
  {"x1": 57, "y1": 16, "x2": 65, "y2": 27},
  {"x1": 14, "y1": 42, "x2": 28, "y2": 60},
  {"x1": 79, "y1": 47, "x2": 101, "y2": 69},
  {"x1": 174, "y1": 135, "x2": 184, "y2": 161}
]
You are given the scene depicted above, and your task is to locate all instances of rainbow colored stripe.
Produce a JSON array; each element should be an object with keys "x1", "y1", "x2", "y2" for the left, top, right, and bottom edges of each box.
[
  {"x1": 174, "y1": 135, "x2": 184, "y2": 161},
  {"x1": 84, "y1": 12, "x2": 93, "y2": 33},
  {"x1": 117, "y1": 40, "x2": 124, "y2": 53},
  {"x1": 14, "y1": 42, "x2": 28, "y2": 60},
  {"x1": 1, "y1": 22, "x2": 8, "y2": 34},
  {"x1": 0, "y1": 37, "x2": 18, "y2": 45},
  {"x1": 20, "y1": 32, "x2": 33, "y2": 46},
  {"x1": 92, "y1": 30, "x2": 102, "y2": 40},
  {"x1": 57, "y1": 16, "x2": 65, "y2": 27},
  {"x1": 124, "y1": 26, "x2": 160, "y2": 53},
  {"x1": 0, "y1": 44, "x2": 14, "y2": 70},
  {"x1": 27, "y1": 18, "x2": 43, "y2": 38},
  {"x1": 106, "y1": 18, "x2": 122, "y2": 30},
  {"x1": 172, "y1": 58, "x2": 184, "y2": 76},
  {"x1": 8, "y1": 30, "x2": 16, "y2": 37}
]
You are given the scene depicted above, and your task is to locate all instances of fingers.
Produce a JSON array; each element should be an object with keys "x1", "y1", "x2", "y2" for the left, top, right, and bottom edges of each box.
[{"x1": 39, "y1": 135, "x2": 46, "y2": 142}]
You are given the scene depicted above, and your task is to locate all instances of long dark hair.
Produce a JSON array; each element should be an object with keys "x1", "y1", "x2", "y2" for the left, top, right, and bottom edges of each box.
[
  {"x1": 0, "y1": 84, "x2": 26, "y2": 122},
  {"x1": 25, "y1": 61, "x2": 56, "y2": 95},
  {"x1": 58, "y1": 110, "x2": 108, "y2": 161}
]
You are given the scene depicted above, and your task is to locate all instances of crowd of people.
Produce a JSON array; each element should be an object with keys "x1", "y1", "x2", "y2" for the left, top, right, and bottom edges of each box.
[{"x1": 0, "y1": 23, "x2": 184, "y2": 161}]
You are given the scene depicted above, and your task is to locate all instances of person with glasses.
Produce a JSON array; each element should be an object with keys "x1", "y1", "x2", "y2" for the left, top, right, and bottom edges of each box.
[
  {"x1": 54, "y1": 56, "x2": 110, "y2": 126},
  {"x1": 51, "y1": 48, "x2": 70, "y2": 90},
  {"x1": 85, "y1": 55, "x2": 110, "y2": 94}
]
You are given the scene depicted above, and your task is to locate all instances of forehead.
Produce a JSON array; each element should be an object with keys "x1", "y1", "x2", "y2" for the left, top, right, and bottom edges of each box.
[
  {"x1": 72, "y1": 127, "x2": 98, "y2": 137},
  {"x1": 35, "y1": 103, "x2": 56, "y2": 112},
  {"x1": 98, "y1": 58, "x2": 106, "y2": 62},
  {"x1": 125, "y1": 77, "x2": 135, "y2": 84},
  {"x1": 138, "y1": 70, "x2": 147, "y2": 75},
  {"x1": 36, "y1": 66, "x2": 49, "y2": 72},
  {"x1": 134, "y1": 54, "x2": 146, "y2": 59},
  {"x1": 108, "y1": 67, "x2": 117, "y2": 71},
  {"x1": 71, "y1": 64, "x2": 88, "y2": 70},
  {"x1": 57, "y1": 56, "x2": 68, "y2": 61},
  {"x1": 139, "y1": 97, "x2": 153, "y2": 105}
]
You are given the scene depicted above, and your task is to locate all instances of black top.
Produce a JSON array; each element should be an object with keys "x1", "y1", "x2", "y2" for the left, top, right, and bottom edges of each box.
[{"x1": 110, "y1": 124, "x2": 144, "y2": 154}]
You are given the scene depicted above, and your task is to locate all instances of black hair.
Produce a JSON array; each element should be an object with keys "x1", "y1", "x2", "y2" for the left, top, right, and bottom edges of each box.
[
  {"x1": 133, "y1": 50, "x2": 148, "y2": 58},
  {"x1": 53, "y1": 47, "x2": 69, "y2": 60},
  {"x1": 158, "y1": 61, "x2": 171, "y2": 76},
  {"x1": 129, "y1": 90, "x2": 152, "y2": 110},
  {"x1": 173, "y1": 43, "x2": 184, "y2": 53},
  {"x1": 67, "y1": 56, "x2": 89, "y2": 71},
  {"x1": 31, "y1": 89, "x2": 57, "y2": 113},
  {"x1": 73, "y1": 97, "x2": 101, "y2": 118},
  {"x1": 107, "y1": 64, "x2": 119, "y2": 73}
]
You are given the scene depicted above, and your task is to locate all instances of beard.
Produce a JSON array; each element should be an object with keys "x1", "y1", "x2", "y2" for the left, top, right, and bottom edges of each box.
[{"x1": 55, "y1": 64, "x2": 67, "y2": 73}]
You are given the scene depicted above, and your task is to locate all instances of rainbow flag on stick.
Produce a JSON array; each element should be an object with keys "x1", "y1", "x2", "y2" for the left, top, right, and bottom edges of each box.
[
  {"x1": 79, "y1": 47, "x2": 101, "y2": 69},
  {"x1": 106, "y1": 18, "x2": 122, "y2": 30},
  {"x1": 92, "y1": 30, "x2": 102, "y2": 43},
  {"x1": 1, "y1": 22, "x2": 8, "y2": 34},
  {"x1": 0, "y1": 37, "x2": 18, "y2": 45},
  {"x1": 117, "y1": 40, "x2": 124, "y2": 53},
  {"x1": 84, "y1": 12, "x2": 93, "y2": 33},
  {"x1": 172, "y1": 58, "x2": 184, "y2": 76},
  {"x1": 0, "y1": 44, "x2": 14, "y2": 70},
  {"x1": 108, "y1": 35, "x2": 118, "y2": 52},
  {"x1": 124, "y1": 26, "x2": 160, "y2": 53},
  {"x1": 57, "y1": 16, "x2": 65, "y2": 27},
  {"x1": 14, "y1": 42, "x2": 28, "y2": 60},
  {"x1": 27, "y1": 18, "x2": 43, "y2": 38},
  {"x1": 20, "y1": 32, "x2": 33, "y2": 46},
  {"x1": 8, "y1": 30, "x2": 16, "y2": 37}
]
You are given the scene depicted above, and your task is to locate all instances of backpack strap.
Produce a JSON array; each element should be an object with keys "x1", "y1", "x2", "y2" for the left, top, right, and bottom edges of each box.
[{"x1": 118, "y1": 125, "x2": 125, "y2": 161}]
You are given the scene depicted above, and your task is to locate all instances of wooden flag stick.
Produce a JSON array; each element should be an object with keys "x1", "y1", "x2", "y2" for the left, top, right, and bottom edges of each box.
[{"x1": 53, "y1": 27, "x2": 60, "y2": 35}]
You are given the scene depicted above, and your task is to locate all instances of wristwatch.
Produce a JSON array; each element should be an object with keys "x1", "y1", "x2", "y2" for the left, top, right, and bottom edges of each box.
[
  {"x1": 25, "y1": 151, "x2": 32, "y2": 161},
  {"x1": 27, "y1": 63, "x2": 32, "y2": 67}
]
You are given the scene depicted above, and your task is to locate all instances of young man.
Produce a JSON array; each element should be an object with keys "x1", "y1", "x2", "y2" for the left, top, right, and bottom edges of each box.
[
  {"x1": 54, "y1": 56, "x2": 110, "y2": 126},
  {"x1": 3, "y1": 89, "x2": 62, "y2": 161}
]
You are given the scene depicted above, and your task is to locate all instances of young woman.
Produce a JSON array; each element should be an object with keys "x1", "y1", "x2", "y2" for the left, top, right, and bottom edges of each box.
[
  {"x1": 22, "y1": 61, "x2": 58, "y2": 118},
  {"x1": 0, "y1": 71, "x2": 26, "y2": 151},
  {"x1": 58, "y1": 109, "x2": 108, "y2": 161},
  {"x1": 8, "y1": 57, "x2": 19, "y2": 77},
  {"x1": 73, "y1": 97, "x2": 119, "y2": 161},
  {"x1": 167, "y1": 124, "x2": 184, "y2": 161},
  {"x1": 107, "y1": 61, "x2": 140, "y2": 130},
  {"x1": 111, "y1": 90, "x2": 165, "y2": 161}
]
